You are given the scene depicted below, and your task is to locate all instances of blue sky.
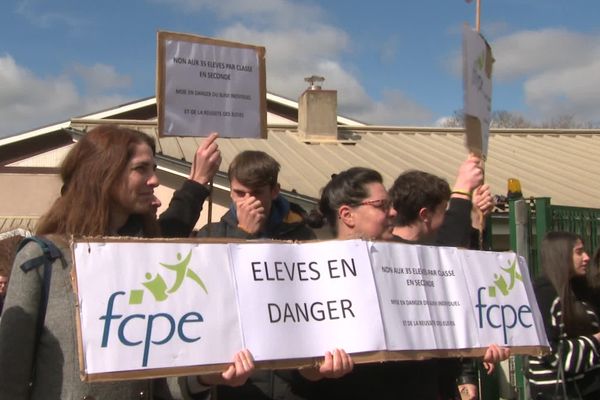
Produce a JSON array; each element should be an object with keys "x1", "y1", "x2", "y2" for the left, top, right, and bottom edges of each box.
[{"x1": 1, "y1": 0, "x2": 599, "y2": 138}]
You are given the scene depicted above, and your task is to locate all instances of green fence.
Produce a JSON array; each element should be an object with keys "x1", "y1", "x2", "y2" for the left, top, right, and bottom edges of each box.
[
  {"x1": 511, "y1": 197, "x2": 600, "y2": 276},
  {"x1": 505, "y1": 197, "x2": 600, "y2": 400}
]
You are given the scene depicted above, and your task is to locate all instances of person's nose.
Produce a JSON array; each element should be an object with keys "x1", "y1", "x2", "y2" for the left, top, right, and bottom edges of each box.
[
  {"x1": 147, "y1": 172, "x2": 159, "y2": 188},
  {"x1": 583, "y1": 252, "x2": 590, "y2": 264},
  {"x1": 388, "y1": 206, "x2": 397, "y2": 219}
]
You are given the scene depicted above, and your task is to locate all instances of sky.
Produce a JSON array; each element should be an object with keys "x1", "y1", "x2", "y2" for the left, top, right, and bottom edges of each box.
[{"x1": 1, "y1": 0, "x2": 599, "y2": 138}]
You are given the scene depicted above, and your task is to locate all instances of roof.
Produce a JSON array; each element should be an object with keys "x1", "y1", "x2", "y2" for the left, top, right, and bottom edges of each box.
[
  {"x1": 68, "y1": 120, "x2": 600, "y2": 209},
  {"x1": 0, "y1": 217, "x2": 37, "y2": 235},
  {"x1": 2, "y1": 95, "x2": 599, "y2": 210}
]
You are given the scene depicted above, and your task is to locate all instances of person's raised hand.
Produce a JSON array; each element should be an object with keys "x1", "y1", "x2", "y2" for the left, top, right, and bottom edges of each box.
[
  {"x1": 473, "y1": 184, "x2": 494, "y2": 217},
  {"x1": 453, "y1": 155, "x2": 484, "y2": 197},
  {"x1": 190, "y1": 132, "x2": 221, "y2": 185}
]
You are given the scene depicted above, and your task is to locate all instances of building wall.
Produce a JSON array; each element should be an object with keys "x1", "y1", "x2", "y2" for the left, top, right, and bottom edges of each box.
[{"x1": 0, "y1": 173, "x2": 61, "y2": 217}]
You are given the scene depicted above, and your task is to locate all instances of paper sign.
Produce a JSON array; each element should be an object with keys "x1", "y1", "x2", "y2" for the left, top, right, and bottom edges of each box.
[
  {"x1": 73, "y1": 242, "x2": 243, "y2": 376},
  {"x1": 370, "y1": 242, "x2": 546, "y2": 350},
  {"x1": 72, "y1": 239, "x2": 549, "y2": 381},
  {"x1": 156, "y1": 31, "x2": 267, "y2": 138},
  {"x1": 463, "y1": 25, "x2": 493, "y2": 158},
  {"x1": 230, "y1": 240, "x2": 386, "y2": 360}
]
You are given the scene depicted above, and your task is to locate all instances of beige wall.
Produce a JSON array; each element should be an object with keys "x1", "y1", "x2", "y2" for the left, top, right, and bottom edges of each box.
[
  {"x1": 0, "y1": 173, "x2": 62, "y2": 216},
  {"x1": 0, "y1": 171, "x2": 327, "y2": 238},
  {"x1": 0, "y1": 171, "x2": 230, "y2": 233}
]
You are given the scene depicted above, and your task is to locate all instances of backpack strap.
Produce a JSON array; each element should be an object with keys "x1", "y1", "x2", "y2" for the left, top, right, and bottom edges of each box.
[{"x1": 17, "y1": 236, "x2": 66, "y2": 392}]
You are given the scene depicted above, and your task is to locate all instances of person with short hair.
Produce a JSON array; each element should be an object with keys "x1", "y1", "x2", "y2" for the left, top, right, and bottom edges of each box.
[
  {"x1": 197, "y1": 150, "x2": 316, "y2": 241},
  {"x1": 195, "y1": 150, "x2": 318, "y2": 400},
  {"x1": 388, "y1": 156, "x2": 493, "y2": 247},
  {"x1": 388, "y1": 156, "x2": 506, "y2": 400}
]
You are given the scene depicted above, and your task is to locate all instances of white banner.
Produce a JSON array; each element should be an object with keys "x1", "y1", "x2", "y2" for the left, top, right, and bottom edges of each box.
[{"x1": 72, "y1": 239, "x2": 548, "y2": 380}]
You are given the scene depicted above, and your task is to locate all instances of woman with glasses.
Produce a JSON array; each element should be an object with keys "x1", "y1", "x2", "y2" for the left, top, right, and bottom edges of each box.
[
  {"x1": 292, "y1": 165, "x2": 506, "y2": 400},
  {"x1": 289, "y1": 167, "x2": 399, "y2": 399},
  {"x1": 318, "y1": 167, "x2": 397, "y2": 241}
]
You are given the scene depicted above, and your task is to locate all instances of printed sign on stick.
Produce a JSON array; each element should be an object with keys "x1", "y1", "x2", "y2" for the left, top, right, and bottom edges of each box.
[
  {"x1": 157, "y1": 31, "x2": 267, "y2": 138},
  {"x1": 463, "y1": 25, "x2": 493, "y2": 158}
]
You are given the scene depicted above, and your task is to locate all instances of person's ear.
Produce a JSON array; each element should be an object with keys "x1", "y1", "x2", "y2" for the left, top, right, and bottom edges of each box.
[
  {"x1": 271, "y1": 183, "x2": 280, "y2": 200},
  {"x1": 338, "y1": 205, "x2": 355, "y2": 228},
  {"x1": 418, "y1": 207, "x2": 429, "y2": 223}
]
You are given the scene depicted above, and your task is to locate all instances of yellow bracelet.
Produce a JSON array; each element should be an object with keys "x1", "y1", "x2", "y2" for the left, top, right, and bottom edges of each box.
[{"x1": 451, "y1": 188, "x2": 472, "y2": 199}]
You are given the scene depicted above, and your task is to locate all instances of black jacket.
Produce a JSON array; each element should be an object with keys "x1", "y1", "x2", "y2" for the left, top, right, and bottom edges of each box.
[
  {"x1": 195, "y1": 195, "x2": 315, "y2": 400},
  {"x1": 196, "y1": 196, "x2": 316, "y2": 241}
]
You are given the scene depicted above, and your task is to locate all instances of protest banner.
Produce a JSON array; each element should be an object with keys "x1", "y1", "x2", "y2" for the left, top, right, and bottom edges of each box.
[
  {"x1": 156, "y1": 31, "x2": 267, "y2": 138},
  {"x1": 72, "y1": 238, "x2": 549, "y2": 381},
  {"x1": 463, "y1": 25, "x2": 493, "y2": 159}
]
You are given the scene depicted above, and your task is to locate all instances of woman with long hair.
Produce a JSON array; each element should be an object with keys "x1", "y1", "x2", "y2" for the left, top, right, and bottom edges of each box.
[
  {"x1": 0, "y1": 125, "x2": 252, "y2": 399},
  {"x1": 527, "y1": 231, "x2": 600, "y2": 400}
]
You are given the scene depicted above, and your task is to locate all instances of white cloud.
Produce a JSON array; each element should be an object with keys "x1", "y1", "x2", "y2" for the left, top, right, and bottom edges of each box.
[
  {"x1": 15, "y1": 0, "x2": 84, "y2": 29},
  {"x1": 491, "y1": 28, "x2": 600, "y2": 122},
  {"x1": 153, "y1": 0, "x2": 432, "y2": 125},
  {"x1": 73, "y1": 64, "x2": 132, "y2": 93},
  {"x1": 493, "y1": 29, "x2": 598, "y2": 81},
  {"x1": 151, "y1": 0, "x2": 322, "y2": 26},
  {"x1": 524, "y1": 59, "x2": 600, "y2": 121},
  {"x1": 0, "y1": 54, "x2": 130, "y2": 138}
]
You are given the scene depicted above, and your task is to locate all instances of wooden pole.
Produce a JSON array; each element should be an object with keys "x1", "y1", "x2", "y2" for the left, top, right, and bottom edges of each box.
[
  {"x1": 207, "y1": 180, "x2": 213, "y2": 236},
  {"x1": 476, "y1": 0, "x2": 481, "y2": 32}
]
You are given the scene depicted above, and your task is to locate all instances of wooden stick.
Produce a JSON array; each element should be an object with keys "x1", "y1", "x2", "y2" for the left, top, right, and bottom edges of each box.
[
  {"x1": 476, "y1": 0, "x2": 481, "y2": 32},
  {"x1": 207, "y1": 179, "x2": 213, "y2": 236}
]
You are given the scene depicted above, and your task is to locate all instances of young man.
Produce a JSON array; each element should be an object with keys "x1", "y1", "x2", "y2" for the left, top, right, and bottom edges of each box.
[
  {"x1": 388, "y1": 156, "x2": 500, "y2": 400},
  {"x1": 197, "y1": 150, "x2": 316, "y2": 241},
  {"x1": 195, "y1": 150, "x2": 316, "y2": 400},
  {"x1": 389, "y1": 155, "x2": 493, "y2": 247}
]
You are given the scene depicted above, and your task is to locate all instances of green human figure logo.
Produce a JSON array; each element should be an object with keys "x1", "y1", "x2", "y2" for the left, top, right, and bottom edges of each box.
[
  {"x1": 129, "y1": 250, "x2": 207, "y2": 305},
  {"x1": 488, "y1": 258, "x2": 522, "y2": 298},
  {"x1": 475, "y1": 52, "x2": 485, "y2": 71}
]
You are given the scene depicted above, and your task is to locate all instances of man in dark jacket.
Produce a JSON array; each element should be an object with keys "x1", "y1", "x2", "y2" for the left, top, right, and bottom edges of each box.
[
  {"x1": 388, "y1": 155, "x2": 496, "y2": 400},
  {"x1": 195, "y1": 150, "x2": 315, "y2": 400},
  {"x1": 197, "y1": 150, "x2": 315, "y2": 241}
]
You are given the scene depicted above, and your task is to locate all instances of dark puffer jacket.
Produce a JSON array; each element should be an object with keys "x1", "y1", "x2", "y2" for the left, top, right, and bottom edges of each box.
[{"x1": 196, "y1": 195, "x2": 316, "y2": 241}]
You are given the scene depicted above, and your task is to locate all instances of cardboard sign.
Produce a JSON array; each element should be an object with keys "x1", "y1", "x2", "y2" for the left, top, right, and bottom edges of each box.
[
  {"x1": 156, "y1": 31, "x2": 267, "y2": 138},
  {"x1": 72, "y1": 239, "x2": 549, "y2": 382},
  {"x1": 463, "y1": 25, "x2": 493, "y2": 158}
]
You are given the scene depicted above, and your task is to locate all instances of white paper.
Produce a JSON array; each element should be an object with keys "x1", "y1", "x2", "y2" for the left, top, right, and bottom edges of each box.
[
  {"x1": 230, "y1": 240, "x2": 387, "y2": 360},
  {"x1": 74, "y1": 242, "x2": 242, "y2": 373},
  {"x1": 162, "y1": 39, "x2": 262, "y2": 137}
]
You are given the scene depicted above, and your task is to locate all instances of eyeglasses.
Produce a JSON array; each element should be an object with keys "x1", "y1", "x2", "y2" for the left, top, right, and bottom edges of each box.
[{"x1": 357, "y1": 198, "x2": 392, "y2": 211}]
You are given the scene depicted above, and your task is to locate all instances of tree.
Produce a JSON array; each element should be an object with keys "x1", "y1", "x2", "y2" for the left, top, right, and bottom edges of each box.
[{"x1": 440, "y1": 110, "x2": 599, "y2": 129}]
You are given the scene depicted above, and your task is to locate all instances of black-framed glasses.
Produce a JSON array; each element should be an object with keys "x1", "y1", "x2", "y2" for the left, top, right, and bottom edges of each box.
[{"x1": 357, "y1": 198, "x2": 392, "y2": 211}]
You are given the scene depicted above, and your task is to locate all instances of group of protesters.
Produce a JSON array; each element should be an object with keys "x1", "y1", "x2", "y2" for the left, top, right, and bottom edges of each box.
[{"x1": 0, "y1": 124, "x2": 596, "y2": 399}]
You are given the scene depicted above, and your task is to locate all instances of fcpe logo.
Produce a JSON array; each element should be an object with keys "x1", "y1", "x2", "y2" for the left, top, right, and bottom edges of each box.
[
  {"x1": 475, "y1": 257, "x2": 533, "y2": 344},
  {"x1": 99, "y1": 250, "x2": 207, "y2": 367},
  {"x1": 129, "y1": 250, "x2": 208, "y2": 304}
]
